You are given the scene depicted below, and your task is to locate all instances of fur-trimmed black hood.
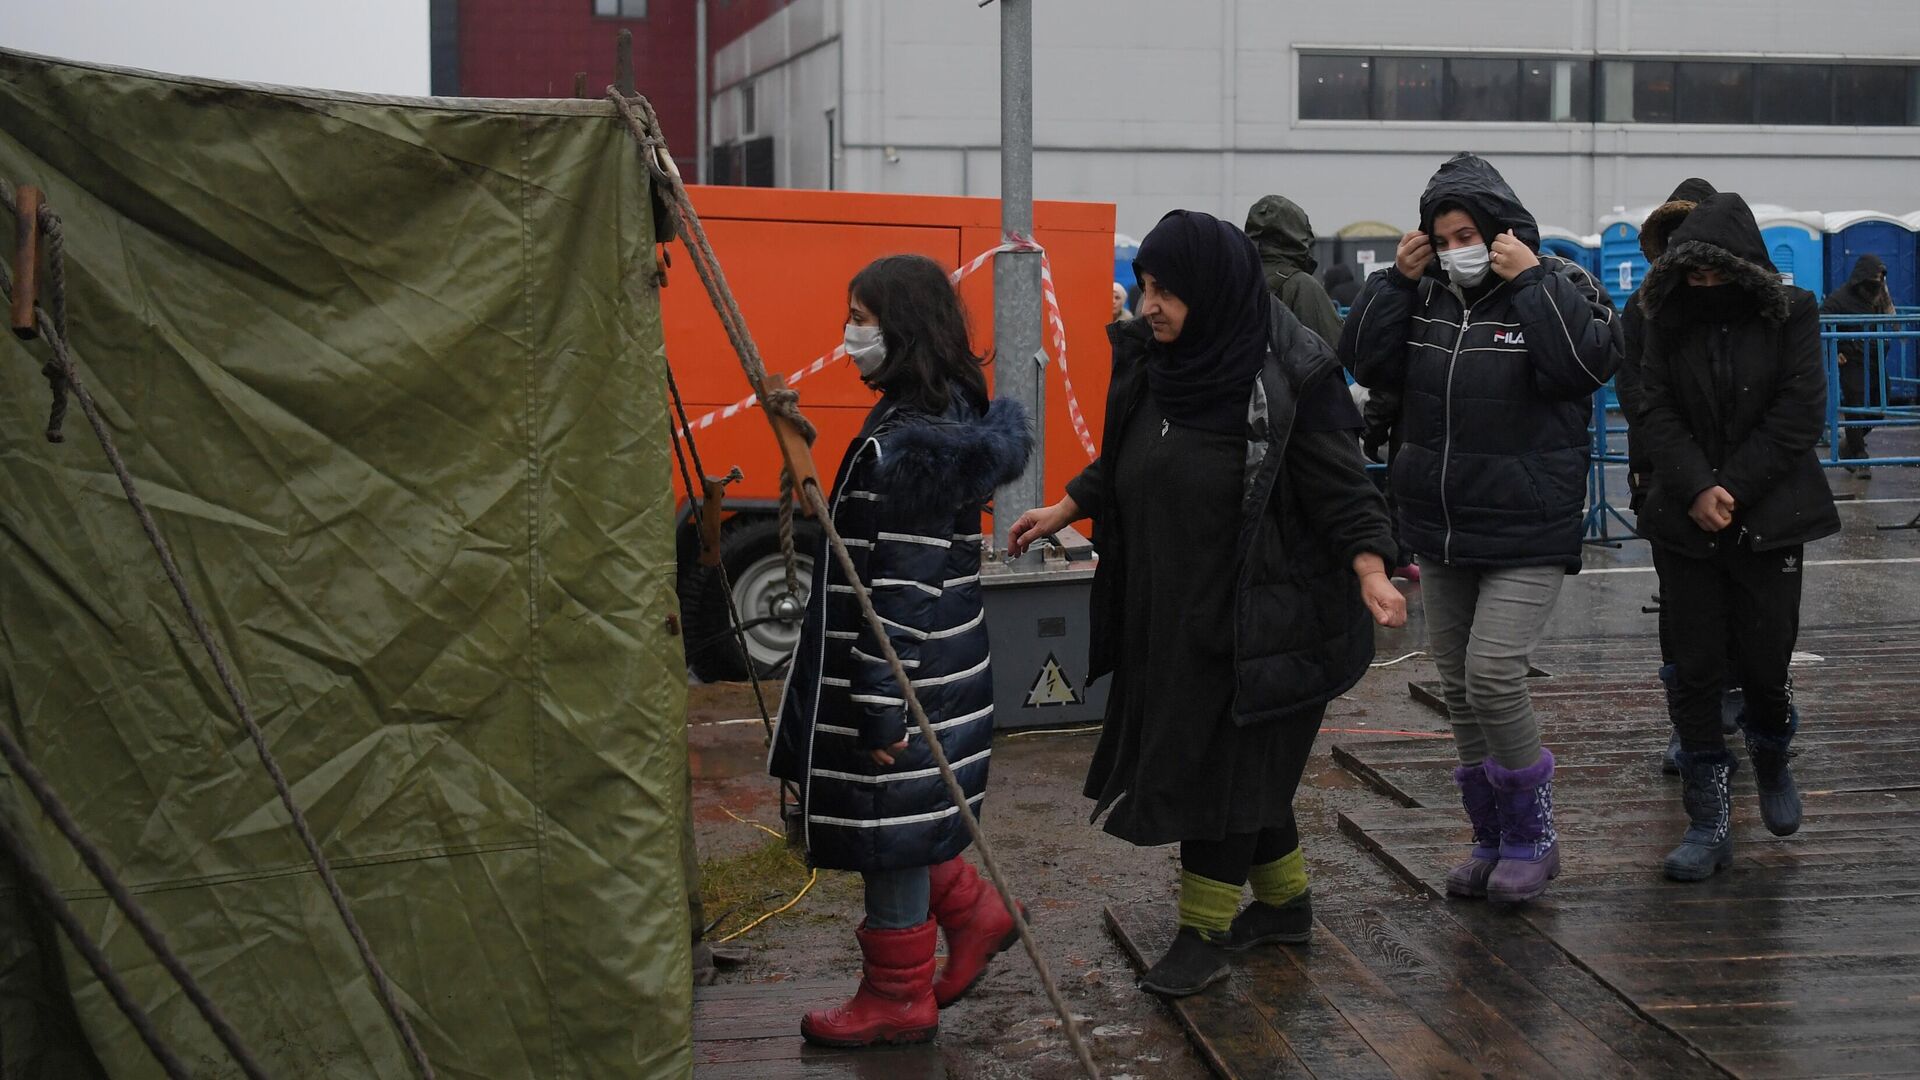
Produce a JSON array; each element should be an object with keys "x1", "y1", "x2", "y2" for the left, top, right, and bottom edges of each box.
[
  {"x1": 1639, "y1": 192, "x2": 1790, "y2": 325},
  {"x1": 868, "y1": 397, "x2": 1032, "y2": 520},
  {"x1": 1638, "y1": 177, "x2": 1718, "y2": 262}
]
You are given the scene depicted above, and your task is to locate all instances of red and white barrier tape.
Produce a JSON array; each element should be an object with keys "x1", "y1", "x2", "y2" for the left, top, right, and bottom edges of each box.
[{"x1": 677, "y1": 237, "x2": 1099, "y2": 461}]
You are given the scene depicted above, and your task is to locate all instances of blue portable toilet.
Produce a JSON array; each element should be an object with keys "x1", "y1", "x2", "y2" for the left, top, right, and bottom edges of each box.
[
  {"x1": 1827, "y1": 211, "x2": 1920, "y2": 403},
  {"x1": 1114, "y1": 232, "x2": 1140, "y2": 291},
  {"x1": 1755, "y1": 210, "x2": 1826, "y2": 299},
  {"x1": 1539, "y1": 227, "x2": 1601, "y2": 281},
  {"x1": 1597, "y1": 207, "x2": 1653, "y2": 309}
]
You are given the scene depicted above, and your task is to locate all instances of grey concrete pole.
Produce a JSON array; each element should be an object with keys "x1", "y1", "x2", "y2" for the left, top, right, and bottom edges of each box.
[{"x1": 993, "y1": 0, "x2": 1045, "y2": 564}]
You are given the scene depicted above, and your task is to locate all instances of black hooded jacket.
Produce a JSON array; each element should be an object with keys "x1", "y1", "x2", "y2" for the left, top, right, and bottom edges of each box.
[
  {"x1": 1337, "y1": 153, "x2": 1622, "y2": 570},
  {"x1": 1618, "y1": 178, "x2": 1718, "y2": 505},
  {"x1": 1821, "y1": 254, "x2": 1893, "y2": 366},
  {"x1": 1246, "y1": 195, "x2": 1344, "y2": 348},
  {"x1": 1633, "y1": 193, "x2": 1840, "y2": 556}
]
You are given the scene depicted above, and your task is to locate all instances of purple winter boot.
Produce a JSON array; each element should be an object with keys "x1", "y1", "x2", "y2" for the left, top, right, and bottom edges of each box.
[
  {"x1": 1445, "y1": 763, "x2": 1501, "y2": 898},
  {"x1": 1483, "y1": 749, "x2": 1560, "y2": 904}
]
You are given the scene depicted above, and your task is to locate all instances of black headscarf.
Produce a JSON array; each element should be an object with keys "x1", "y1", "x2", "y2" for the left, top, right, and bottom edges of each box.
[{"x1": 1132, "y1": 210, "x2": 1272, "y2": 435}]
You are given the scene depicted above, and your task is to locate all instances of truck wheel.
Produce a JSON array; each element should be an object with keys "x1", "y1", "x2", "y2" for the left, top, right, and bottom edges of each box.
[{"x1": 681, "y1": 516, "x2": 817, "y2": 683}]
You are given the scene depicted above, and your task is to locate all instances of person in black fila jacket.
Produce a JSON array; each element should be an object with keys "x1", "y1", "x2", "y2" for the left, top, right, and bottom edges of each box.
[
  {"x1": 1338, "y1": 153, "x2": 1621, "y2": 905},
  {"x1": 770, "y1": 254, "x2": 1033, "y2": 1048},
  {"x1": 1633, "y1": 193, "x2": 1840, "y2": 881}
]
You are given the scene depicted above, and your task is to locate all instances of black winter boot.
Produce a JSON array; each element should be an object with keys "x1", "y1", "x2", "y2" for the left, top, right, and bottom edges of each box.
[
  {"x1": 1140, "y1": 928, "x2": 1230, "y2": 998},
  {"x1": 1742, "y1": 708, "x2": 1802, "y2": 837},
  {"x1": 1665, "y1": 749, "x2": 1738, "y2": 882}
]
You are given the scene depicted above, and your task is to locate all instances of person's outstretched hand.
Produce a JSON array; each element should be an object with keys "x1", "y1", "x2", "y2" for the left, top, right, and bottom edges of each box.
[{"x1": 1006, "y1": 495, "x2": 1083, "y2": 558}]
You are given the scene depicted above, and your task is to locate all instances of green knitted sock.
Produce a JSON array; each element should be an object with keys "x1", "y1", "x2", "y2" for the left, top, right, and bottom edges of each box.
[
  {"x1": 1176, "y1": 870, "x2": 1241, "y2": 939},
  {"x1": 1248, "y1": 847, "x2": 1309, "y2": 907}
]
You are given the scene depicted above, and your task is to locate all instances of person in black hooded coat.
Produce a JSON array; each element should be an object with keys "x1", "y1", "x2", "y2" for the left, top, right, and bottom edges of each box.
[
  {"x1": 1820, "y1": 253, "x2": 1895, "y2": 472},
  {"x1": 1009, "y1": 210, "x2": 1403, "y2": 998},
  {"x1": 1634, "y1": 192, "x2": 1841, "y2": 882},
  {"x1": 1613, "y1": 178, "x2": 1746, "y2": 775},
  {"x1": 771, "y1": 254, "x2": 1033, "y2": 1048},
  {"x1": 1337, "y1": 153, "x2": 1622, "y2": 906}
]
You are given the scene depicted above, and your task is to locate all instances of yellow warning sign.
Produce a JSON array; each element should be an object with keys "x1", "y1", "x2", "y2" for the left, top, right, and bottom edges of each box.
[{"x1": 1025, "y1": 653, "x2": 1083, "y2": 707}]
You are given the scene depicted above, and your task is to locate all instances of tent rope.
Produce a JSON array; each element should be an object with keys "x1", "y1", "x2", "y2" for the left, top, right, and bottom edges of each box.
[
  {"x1": 1, "y1": 180, "x2": 434, "y2": 1080},
  {"x1": 0, "y1": 739, "x2": 202, "y2": 1080},
  {"x1": 608, "y1": 89, "x2": 1102, "y2": 1080}
]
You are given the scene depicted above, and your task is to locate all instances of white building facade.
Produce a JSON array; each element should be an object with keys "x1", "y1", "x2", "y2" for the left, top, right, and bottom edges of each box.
[{"x1": 709, "y1": 0, "x2": 1920, "y2": 242}]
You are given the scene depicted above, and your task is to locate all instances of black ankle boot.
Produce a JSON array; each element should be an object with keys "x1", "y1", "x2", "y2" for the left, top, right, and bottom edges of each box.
[
  {"x1": 1742, "y1": 708, "x2": 1802, "y2": 837},
  {"x1": 1140, "y1": 927, "x2": 1230, "y2": 997}
]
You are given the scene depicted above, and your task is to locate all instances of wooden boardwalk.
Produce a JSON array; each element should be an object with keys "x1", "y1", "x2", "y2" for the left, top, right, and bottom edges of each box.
[
  {"x1": 692, "y1": 979, "x2": 945, "y2": 1078},
  {"x1": 1110, "y1": 622, "x2": 1920, "y2": 1079}
]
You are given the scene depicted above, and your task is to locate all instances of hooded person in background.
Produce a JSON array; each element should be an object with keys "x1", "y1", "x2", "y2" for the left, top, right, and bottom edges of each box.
[
  {"x1": 1633, "y1": 192, "x2": 1840, "y2": 881},
  {"x1": 1323, "y1": 263, "x2": 1362, "y2": 308},
  {"x1": 1339, "y1": 153, "x2": 1621, "y2": 906},
  {"x1": 1614, "y1": 178, "x2": 1744, "y2": 776},
  {"x1": 1820, "y1": 254, "x2": 1895, "y2": 475},
  {"x1": 1245, "y1": 195, "x2": 1343, "y2": 348},
  {"x1": 1618, "y1": 178, "x2": 1719, "y2": 514}
]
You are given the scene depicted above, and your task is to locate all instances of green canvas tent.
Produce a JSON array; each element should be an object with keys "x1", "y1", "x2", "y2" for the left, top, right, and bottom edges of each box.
[{"x1": 0, "y1": 49, "x2": 691, "y2": 1078}]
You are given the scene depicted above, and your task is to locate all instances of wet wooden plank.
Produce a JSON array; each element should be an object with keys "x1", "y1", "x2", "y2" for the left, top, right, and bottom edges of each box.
[
  {"x1": 1317, "y1": 907, "x2": 1616, "y2": 1079},
  {"x1": 1266, "y1": 924, "x2": 1482, "y2": 1079},
  {"x1": 693, "y1": 979, "x2": 945, "y2": 1075},
  {"x1": 1105, "y1": 903, "x2": 1317, "y2": 1079},
  {"x1": 1434, "y1": 900, "x2": 1729, "y2": 1079}
]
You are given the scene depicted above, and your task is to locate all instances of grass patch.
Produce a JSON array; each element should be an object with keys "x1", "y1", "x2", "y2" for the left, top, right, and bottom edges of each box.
[{"x1": 698, "y1": 835, "x2": 816, "y2": 939}]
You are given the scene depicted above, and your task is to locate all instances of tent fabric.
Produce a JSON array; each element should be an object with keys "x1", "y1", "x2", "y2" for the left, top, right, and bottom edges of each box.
[{"x1": 0, "y1": 49, "x2": 690, "y2": 1079}]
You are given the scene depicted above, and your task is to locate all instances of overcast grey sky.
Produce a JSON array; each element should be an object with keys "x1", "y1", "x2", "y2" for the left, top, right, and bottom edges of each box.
[{"x1": 5, "y1": 0, "x2": 431, "y2": 95}]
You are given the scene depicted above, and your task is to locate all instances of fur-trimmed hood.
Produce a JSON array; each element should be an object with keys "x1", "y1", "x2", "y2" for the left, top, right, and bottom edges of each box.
[
  {"x1": 868, "y1": 397, "x2": 1032, "y2": 520},
  {"x1": 1638, "y1": 177, "x2": 1718, "y2": 262},
  {"x1": 1639, "y1": 192, "x2": 1790, "y2": 325}
]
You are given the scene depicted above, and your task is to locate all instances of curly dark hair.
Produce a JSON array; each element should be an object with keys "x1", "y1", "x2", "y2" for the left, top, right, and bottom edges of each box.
[{"x1": 848, "y1": 254, "x2": 989, "y2": 416}]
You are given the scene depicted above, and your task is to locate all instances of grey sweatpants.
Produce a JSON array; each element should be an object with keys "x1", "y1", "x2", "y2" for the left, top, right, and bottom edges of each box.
[{"x1": 1421, "y1": 562, "x2": 1567, "y2": 770}]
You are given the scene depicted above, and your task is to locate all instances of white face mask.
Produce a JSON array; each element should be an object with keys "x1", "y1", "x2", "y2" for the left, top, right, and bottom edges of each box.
[
  {"x1": 844, "y1": 323, "x2": 886, "y2": 375},
  {"x1": 1439, "y1": 243, "x2": 1492, "y2": 288}
]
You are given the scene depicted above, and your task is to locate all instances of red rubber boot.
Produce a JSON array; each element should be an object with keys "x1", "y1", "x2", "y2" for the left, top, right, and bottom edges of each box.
[
  {"x1": 927, "y1": 857, "x2": 1023, "y2": 1007},
  {"x1": 800, "y1": 920, "x2": 939, "y2": 1047}
]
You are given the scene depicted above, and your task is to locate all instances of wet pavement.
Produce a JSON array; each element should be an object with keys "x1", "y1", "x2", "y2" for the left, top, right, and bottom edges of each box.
[{"x1": 687, "y1": 433, "x2": 1920, "y2": 1079}]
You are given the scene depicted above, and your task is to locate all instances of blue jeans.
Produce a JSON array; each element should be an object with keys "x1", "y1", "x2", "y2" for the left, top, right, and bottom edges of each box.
[{"x1": 862, "y1": 867, "x2": 930, "y2": 929}]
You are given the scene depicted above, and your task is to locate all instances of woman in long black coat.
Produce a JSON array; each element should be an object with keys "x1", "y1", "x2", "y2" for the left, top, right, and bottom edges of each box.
[{"x1": 1010, "y1": 211, "x2": 1404, "y2": 996}]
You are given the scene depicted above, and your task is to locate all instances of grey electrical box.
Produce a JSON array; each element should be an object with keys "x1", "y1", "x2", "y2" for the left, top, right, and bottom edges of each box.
[{"x1": 979, "y1": 527, "x2": 1110, "y2": 730}]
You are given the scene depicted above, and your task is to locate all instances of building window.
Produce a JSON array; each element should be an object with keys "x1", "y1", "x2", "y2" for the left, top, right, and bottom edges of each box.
[
  {"x1": 1756, "y1": 64, "x2": 1832, "y2": 125},
  {"x1": 1833, "y1": 65, "x2": 1909, "y2": 125},
  {"x1": 1300, "y1": 52, "x2": 1919, "y2": 126},
  {"x1": 1446, "y1": 58, "x2": 1519, "y2": 122},
  {"x1": 1371, "y1": 56, "x2": 1444, "y2": 122},
  {"x1": 1298, "y1": 54, "x2": 1371, "y2": 120},
  {"x1": 1632, "y1": 60, "x2": 1676, "y2": 123},
  {"x1": 739, "y1": 82, "x2": 757, "y2": 136},
  {"x1": 593, "y1": 0, "x2": 647, "y2": 18}
]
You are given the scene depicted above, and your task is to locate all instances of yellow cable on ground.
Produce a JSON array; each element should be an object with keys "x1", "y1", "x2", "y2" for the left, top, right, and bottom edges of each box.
[{"x1": 713, "y1": 805, "x2": 816, "y2": 943}]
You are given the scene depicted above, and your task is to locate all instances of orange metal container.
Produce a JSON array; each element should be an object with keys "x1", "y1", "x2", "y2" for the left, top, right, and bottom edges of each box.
[{"x1": 661, "y1": 185, "x2": 1116, "y2": 513}]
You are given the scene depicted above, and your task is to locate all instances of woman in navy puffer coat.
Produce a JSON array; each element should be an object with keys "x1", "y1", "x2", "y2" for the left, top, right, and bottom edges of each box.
[{"x1": 769, "y1": 254, "x2": 1032, "y2": 1049}]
